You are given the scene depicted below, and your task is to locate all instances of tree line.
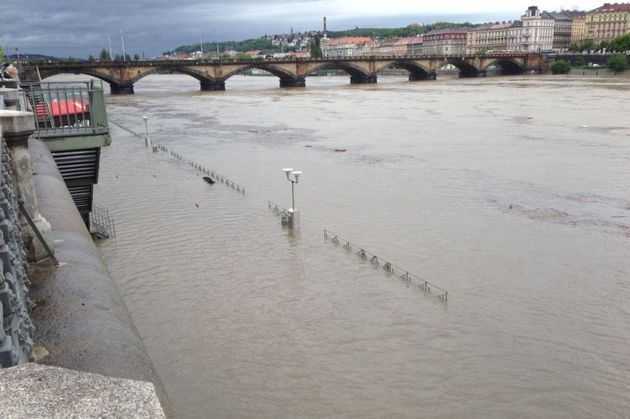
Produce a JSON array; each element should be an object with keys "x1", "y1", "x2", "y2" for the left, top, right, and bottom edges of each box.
[
  {"x1": 551, "y1": 54, "x2": 628, "y2": 74},
  {"x1": 570, "y1": 34, "x2": 630, "y2": 53},
  {"x1": 326, "y1": 22, "x2": 474, "y2": 39}
]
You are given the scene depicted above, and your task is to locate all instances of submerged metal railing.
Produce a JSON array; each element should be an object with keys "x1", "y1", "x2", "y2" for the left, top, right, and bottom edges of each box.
[
  {"x1": 90, "y1": 205, "x2": 116, "y2": 240},
  {"x1": 267, "y1": 200, "x2": 293, "y2": 225},
  {"x1": 154, "y1": 143, "x2": 247, "y2": 194},
  {"x1": 110, "y1": 119, "x2": 246, "y2": 195},
  {"x1": 18, "y1": 80, "x2": 109, "y2": 138},
  {"x1": 323, "y1": 229, "x2": 448, "y2": 302}
]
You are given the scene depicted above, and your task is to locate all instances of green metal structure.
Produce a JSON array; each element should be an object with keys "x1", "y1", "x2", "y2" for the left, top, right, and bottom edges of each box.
[{"x1": 18, "y1": 80, "x2": 111, "y2": 224}]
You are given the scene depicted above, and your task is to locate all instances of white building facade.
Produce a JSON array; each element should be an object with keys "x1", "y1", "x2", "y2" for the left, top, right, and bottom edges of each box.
[
  {"x1": 521, "y1": 6, "x2": 555, "y2": 52},
  {"x1": 320, "y1": 37, "x2": 375, "y2": 58},
  {"x1": 465, "y1": 6, "x2": 554, "y2": 54},
  {"x1": 421, "y1": 28, "x2": 468, "y2": 56}
]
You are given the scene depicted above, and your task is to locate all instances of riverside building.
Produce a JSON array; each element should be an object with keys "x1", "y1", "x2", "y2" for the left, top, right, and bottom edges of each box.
[
  {"x1": 521, "y1": 6, "x2": 555, "y2": 52},
  {"x1": 320, "y1": 37, "x2": 375, "y2": 57},
  {"x1": 543, "y1": 11, "x2": 586, "y2": 51},
  {"x1": 464, "y1": 6, "x2": 554, "y2": 54},
  {"x1": 421, "y1": 28, "x2": 468, "y2": 56},
  {"x1": 571, "y1": 14, "x2": 588, "y2": 44},
  {"x1": 370, "y1": 37, "x2": 424, "y2": 56},
  {"x1": 584, "y1": 3, "x2": 630, "y2": 43},
  {"x1": 466, "y1": 22, "x2": 523, "y2": 54}
]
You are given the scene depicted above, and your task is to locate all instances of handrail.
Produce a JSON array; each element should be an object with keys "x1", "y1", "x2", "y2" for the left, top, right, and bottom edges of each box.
[
  {"x1": 323, "y1": 229, "x2": 448, "y2": 302},
  {"x1": 23, "y1": 52, "x2": 538, "y2": 67},
  {"x1": 16, "y1": 81, "x2": 108, "y2": 139}
]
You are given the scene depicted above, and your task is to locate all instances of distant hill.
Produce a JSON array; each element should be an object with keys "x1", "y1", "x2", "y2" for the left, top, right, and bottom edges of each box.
[
  {"x1": 171, "y1": 38, "x2": 278, "y2": 55},
  {"x1": 170, "y1": 22, "x2": 476, "y2": 55},
  {"x1": 326, "y1": 22, "x2": 475, "y2": 39},
  {"x1": 6, "y1": 54, "x2": 62, "y2": 62}
]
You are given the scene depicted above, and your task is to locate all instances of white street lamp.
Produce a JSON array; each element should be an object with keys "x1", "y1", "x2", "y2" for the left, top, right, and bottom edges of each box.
[
  {"x1": 282, "y1": 168, "x2": 302, "y2": 211},
  {"x1": 143, "y1": 115, "x2": 151, "y2": 147}
]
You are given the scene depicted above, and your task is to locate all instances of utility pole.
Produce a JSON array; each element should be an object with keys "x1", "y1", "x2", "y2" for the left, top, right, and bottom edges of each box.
[
  {"x1": 120, "y1": 30, "x2": 126, "y2": 62},
  {"x1": 15, "y1": 48, "x2": 21, "y2": 83},
  {"x1": 200, "y1": 34, "x2": 204, "y2": 56},
  {"x1": 108, "y1": 36, "x2": 113, "y2": 60}
]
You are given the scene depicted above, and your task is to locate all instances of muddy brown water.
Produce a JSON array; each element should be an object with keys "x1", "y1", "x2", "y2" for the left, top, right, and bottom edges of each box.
[{"x1": 64, "y1": 73, "x2": 630, "y2": 418}]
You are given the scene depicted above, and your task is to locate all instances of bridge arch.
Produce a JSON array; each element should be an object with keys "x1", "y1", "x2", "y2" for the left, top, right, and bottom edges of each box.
[
  {"x1": 218, "y1": 63, "x2": 305, "y2": 88},
  {"x1": 222, "y1": 63, "x2": 295, "y2": 80},
  {"x1": 306, "y1": 61, "x2": 375, "y2": 84},
  {"x1": 39, "y1": 68, "x2": 119, "y2": 85},
  {"x1": 444, "y1": 59, "x2": 481, "y2": 78},
  {"x1": 481, "y1": 58, "x2": 525, "y2": 75},
  {"x1": 374, "y1": 60, "x2": 436, "y2": 81}
]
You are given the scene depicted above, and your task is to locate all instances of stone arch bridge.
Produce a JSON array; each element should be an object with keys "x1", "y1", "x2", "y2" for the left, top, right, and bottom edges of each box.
[{"x1": 22, "y1": 54, "x2": 545, "y2": 95}]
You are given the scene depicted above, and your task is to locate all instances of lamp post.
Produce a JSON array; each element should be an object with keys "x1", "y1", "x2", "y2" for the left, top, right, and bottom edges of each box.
[
  {"x1": 282, "y1": 168, "x2": 302, "y2": 211},
  {"x1": 143, "y1": 115, "x2": 151, "y2": 147}
]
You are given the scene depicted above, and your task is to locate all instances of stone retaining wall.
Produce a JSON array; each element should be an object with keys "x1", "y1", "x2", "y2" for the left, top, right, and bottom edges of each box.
[{"x1": 0, "y1": 134, "x2": 34, "y2": 367}]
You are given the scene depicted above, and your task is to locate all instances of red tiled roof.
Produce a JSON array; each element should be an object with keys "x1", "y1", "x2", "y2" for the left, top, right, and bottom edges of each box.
[
  {"x1": 325, "y1": 37, "x2": 375, "y2": 46},
  {"x1": 396, "y1": 36, "x2": 424, "y2": 45},
  {"x1": 593, "y1": 3, "x2": 630, "y2": 12}
]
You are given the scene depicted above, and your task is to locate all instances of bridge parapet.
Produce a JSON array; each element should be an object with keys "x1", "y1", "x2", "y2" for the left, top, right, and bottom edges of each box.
[{"x1": 20, "y1": 53, "x2": 544, "y2": 94}]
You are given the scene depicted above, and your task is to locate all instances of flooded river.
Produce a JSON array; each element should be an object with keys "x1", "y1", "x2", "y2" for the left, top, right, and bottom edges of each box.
[{"x1": 91, "y1": 74, "x2": 630, "y2": 418}]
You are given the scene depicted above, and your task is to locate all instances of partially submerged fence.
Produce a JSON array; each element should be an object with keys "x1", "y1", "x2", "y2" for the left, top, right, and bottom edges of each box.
[
  {"x1": 89, "y1": 205, "x2": 116, "y2": 240},
  {"x1": 267, "y1": 200, "x2": 293, "y2": 225},
  {"x1": 111, "y1": 120, "x2": 450, "y2": 302},
  {"x1": 324, "y1": 229, "x2": 448, "y2": 302},
  {"x1": 154, "y1": 144, "x2": 246, "y2": 194},
  {"x1": 110, "y1": 119, "x2": 246, "y2": 195}
]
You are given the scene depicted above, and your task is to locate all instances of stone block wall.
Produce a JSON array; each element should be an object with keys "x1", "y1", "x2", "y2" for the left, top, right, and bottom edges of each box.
[{"x1": 0, "y1": 135, "x2": 33, "y2": 367}]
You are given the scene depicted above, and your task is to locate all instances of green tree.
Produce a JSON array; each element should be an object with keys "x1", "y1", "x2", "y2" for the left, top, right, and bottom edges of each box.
[
  {"x1": 551, "y1": 60, "x2": 571, "y2": 75},
  {"x1": 99, "y1": 48, "x2": 111, "y2": 61},
  {"x1": 0, "y1": 46, "x2": 5, "y2": 62},
  {"x1": 133, "y1": 53, "x2": 140, "y2": 61},
  {"x1": 235, "y1": 52, "x2": 253, "y2": 61},
  {"x1": 88, "y1": 55, "x2": 95, "y2": 62},
  {"x1": 579, "y1": 39, "x2": 595, "y2": 52},
  {"x1": 609, "y1": 34, "x2": 630, "y2": 52},
  {"x1": 309, "y1": 37, "x2": 323, "y2": 58},
  {"x1": 608, "y1": 54, "x2": 628, "y2": 73}
]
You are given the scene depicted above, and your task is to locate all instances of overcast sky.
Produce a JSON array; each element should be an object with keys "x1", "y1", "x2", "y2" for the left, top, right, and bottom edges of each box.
[{"x1": 1, "y1": 0, "x2": 602, "y2": 57}]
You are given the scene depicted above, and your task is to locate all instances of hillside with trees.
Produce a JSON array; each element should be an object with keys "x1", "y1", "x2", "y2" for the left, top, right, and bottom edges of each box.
[
  {"x1": 326, "y1": 22, "x2": 474, "y2": 39},
  {"x1": 171, "y1": 38, "x2": 277, "y2": 55},
  {"x1": 169, "y1": 22, "x2": 474, "y2": 55}
]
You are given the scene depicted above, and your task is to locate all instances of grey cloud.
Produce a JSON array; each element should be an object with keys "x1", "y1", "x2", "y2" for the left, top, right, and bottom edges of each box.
[{"x1": 1, "y1": 0, "x2": 506, "y2": 57}]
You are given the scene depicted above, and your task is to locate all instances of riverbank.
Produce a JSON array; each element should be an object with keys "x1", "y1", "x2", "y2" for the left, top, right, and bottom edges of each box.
[{"x1": 0, "y1": 107, "x2": 169, "y2": 417}]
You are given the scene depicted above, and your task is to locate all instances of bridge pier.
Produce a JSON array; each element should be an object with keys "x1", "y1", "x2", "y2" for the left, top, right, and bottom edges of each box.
[
  {"x1": 110, "y1": 84, "x2": 135, "y2": 95},
  {"x1": 459, "y1": 70, "x2": 480, "y2": 79},
  {"x1": 409, "y1": 71, "x2": 437, "y2": 81},
  {"x1": 350, "y1": 74, "x2": 377, "y2": 85},
  {"x1": 200, "y1": 79, "x2": 226, "y2": 91},
  {"x1": 279, "y1": 76, "x2": 306, "y2": 88}
]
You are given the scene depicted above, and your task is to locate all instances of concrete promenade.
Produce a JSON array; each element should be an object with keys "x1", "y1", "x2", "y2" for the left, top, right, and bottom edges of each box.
[
  {"x1": 30, "y1": 138, "x2": 170, "y2": 413},
  {"x1": 0, "y1": 363, "x2": 165, "y2": 418}
]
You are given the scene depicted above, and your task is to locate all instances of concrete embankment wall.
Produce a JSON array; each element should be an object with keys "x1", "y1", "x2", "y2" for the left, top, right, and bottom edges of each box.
[{"x1": 28, "y1": 139, "x2": 171, "y2": 414}]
